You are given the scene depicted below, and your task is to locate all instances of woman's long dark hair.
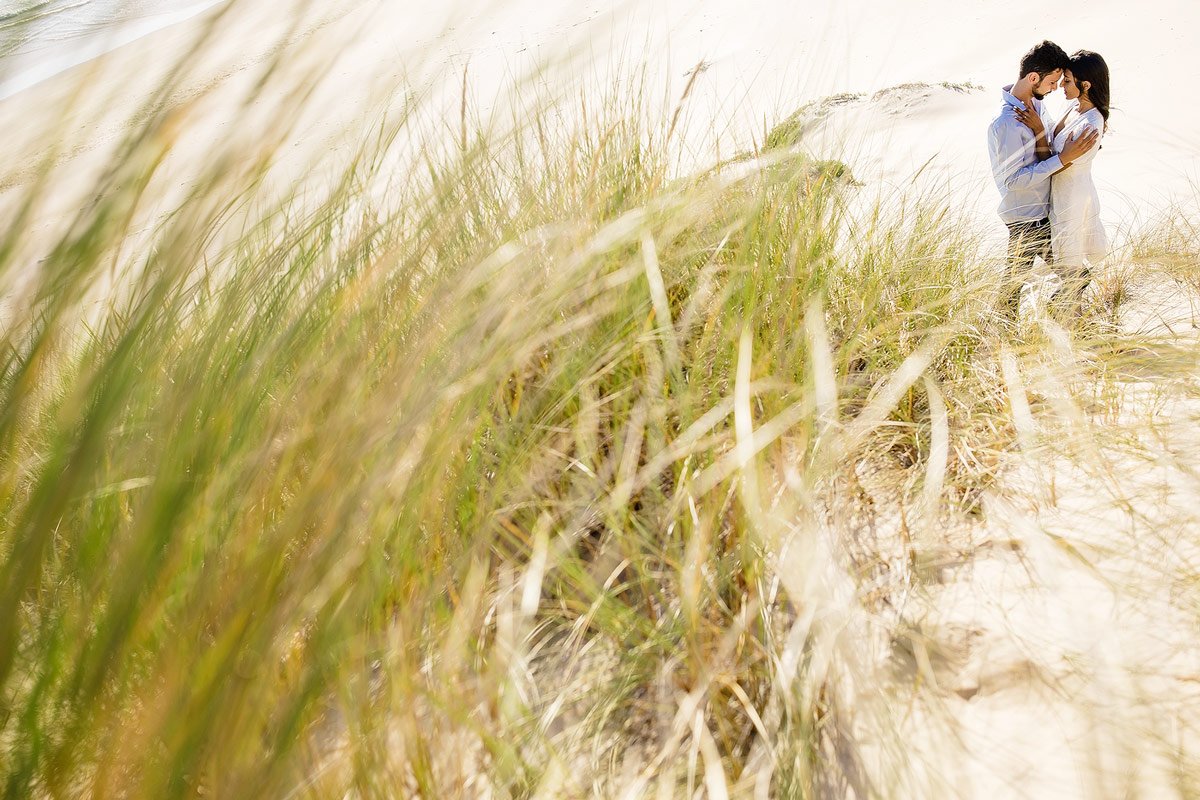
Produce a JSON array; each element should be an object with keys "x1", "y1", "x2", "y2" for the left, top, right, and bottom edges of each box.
[{"x1": 1070, "y1": 50, "x2": 1111, "y2": 131}]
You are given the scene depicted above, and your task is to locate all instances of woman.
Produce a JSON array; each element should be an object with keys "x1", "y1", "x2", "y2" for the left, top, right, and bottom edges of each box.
[{"x1": 1047, "y1": 50, "x2": 1111, "y2": 312}]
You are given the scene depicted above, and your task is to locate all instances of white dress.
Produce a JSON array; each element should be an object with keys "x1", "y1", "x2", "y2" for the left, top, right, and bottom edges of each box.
[{"x1": 1049, "y1": 106, "x2": 1108, "y2": 269}]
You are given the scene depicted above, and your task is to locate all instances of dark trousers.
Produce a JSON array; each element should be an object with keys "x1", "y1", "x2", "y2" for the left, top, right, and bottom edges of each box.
[{"x1": 1002, "y1": 217, "x2": 1052, "y2": 316}]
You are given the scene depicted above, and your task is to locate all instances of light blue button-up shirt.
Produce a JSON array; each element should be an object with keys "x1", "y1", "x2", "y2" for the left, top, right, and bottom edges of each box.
[{"x1": 988, "y1": 85, "x2": 1063, "y2": 224}]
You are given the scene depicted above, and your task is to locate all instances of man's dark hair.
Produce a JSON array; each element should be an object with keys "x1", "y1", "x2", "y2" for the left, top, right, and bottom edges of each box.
[{"x1": 1018, "y1": 40, "x2": 1070, "y2": 81}]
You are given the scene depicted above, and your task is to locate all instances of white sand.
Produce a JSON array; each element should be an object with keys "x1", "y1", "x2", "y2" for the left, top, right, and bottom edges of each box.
[{"x1": 5, "y1": 0, "x2": 1197, "y2": 222}]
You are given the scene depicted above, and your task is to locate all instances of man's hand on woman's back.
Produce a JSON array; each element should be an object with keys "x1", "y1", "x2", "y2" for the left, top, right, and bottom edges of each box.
[{"x1": 1060, "y1": 127, "x2": 1100, "y2": 166}]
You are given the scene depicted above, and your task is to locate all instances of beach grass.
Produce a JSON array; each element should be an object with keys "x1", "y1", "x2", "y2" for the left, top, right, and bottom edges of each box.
[{"x1": 2, "y1": 12, "x2": 1200, "y2": 798}]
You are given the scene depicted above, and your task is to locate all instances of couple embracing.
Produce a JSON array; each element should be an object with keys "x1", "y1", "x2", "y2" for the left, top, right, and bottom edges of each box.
[{"x1": 988, "y1": 40, "x2": 1111, "y2": 319}]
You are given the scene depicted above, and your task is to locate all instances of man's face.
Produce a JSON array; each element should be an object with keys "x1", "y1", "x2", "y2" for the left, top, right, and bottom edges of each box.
[{"x1": 1033, "y1": 69, "x2": 1063, "y2": 100}]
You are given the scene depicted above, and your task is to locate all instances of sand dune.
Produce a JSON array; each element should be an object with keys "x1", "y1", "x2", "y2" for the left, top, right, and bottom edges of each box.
[{"x1": 4, "y1": 0, "x2": 1197, "y2": 217}]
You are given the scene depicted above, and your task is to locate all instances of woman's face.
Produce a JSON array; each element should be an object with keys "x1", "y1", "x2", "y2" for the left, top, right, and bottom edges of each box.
[{"x1": 1061, "y1": 70, "x2": 1081, "y2": 101}]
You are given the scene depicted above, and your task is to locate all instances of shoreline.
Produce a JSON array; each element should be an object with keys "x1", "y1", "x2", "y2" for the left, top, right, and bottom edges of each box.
[
  {"x1": 0, "y1": 0, "x2": 376, "y2": 309},
  {"x1": 0, "y1": 0, "x2": 227, "y2": 102}
]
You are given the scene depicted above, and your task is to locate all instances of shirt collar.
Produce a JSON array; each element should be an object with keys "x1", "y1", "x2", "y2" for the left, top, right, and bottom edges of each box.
[{"x1": 1001, "y1": 84, "x2": 1041, "y2": 112}]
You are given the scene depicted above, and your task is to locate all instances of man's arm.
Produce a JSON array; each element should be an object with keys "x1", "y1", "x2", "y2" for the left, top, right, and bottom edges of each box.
[
  {"x1": 989, "y1": 120, "x2": 1063, "y2": 190},
  {"x1": 1050, "y1": 128, "x2": 1100, "y2": 175}
]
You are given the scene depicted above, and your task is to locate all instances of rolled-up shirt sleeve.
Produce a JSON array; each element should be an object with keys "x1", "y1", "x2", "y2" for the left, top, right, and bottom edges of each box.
[{"x1": 989, "y1": 119, "x2": 1062, "y2": 191}]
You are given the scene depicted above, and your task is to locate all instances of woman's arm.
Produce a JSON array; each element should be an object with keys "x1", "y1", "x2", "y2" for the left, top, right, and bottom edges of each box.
[{"x1": 1014, "y1": 106, "x2": 1054, "y2": 162}]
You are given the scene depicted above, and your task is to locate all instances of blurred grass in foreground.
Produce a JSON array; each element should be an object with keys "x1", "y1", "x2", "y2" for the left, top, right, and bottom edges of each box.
[{"x1": 2, "y1": 8, "x2": 1200, "y2": 798}]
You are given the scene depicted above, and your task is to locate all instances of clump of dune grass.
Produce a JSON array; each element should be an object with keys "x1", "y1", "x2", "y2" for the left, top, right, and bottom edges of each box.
[{"x1": 3, "y1": 8, "x2": 1200, "y2": 799}]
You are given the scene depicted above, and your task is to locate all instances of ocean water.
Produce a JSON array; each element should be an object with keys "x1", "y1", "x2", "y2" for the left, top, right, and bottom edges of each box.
[{"x1": 0, "y1": 0, "x2": 225, "y2": 99}]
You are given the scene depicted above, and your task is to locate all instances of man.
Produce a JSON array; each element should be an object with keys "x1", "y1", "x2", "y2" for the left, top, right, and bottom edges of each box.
[{"x1": 987, "y1": 40, "x2": 1099, "y2": 318}]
